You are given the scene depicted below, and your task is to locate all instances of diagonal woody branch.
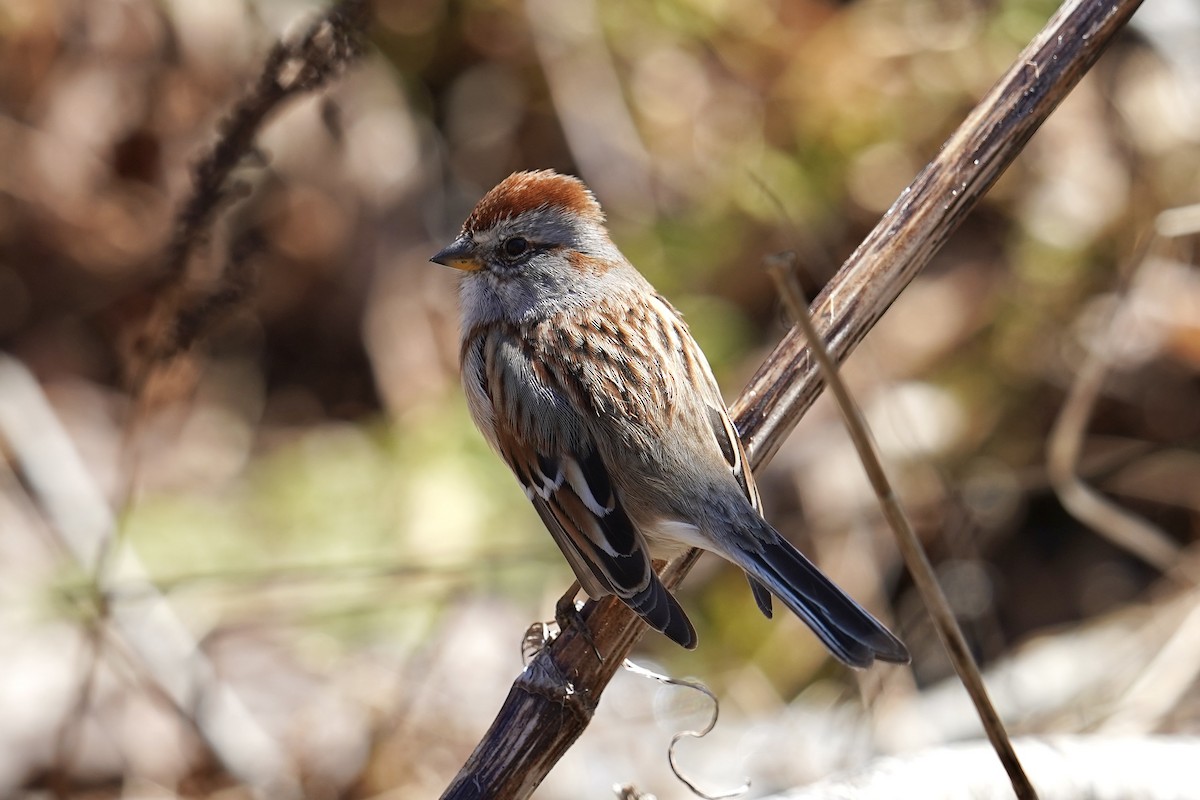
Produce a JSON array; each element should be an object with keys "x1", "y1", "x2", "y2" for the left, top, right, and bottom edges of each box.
[{"x1": 440, "y1": 0, "x2": 1145, "y2": 797}]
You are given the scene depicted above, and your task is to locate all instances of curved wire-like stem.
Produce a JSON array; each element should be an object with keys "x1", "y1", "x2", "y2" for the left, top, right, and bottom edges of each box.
[
  {"x1": 440, "y1": 1, "x2": 1145, "y2": 797},
  {"x1": 620, "y1": 660, "x2": 750, "y2": 800}
]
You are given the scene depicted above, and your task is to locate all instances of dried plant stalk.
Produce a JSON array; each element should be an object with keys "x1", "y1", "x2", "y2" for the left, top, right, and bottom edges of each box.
[{"x1": 441, "y1": 0, "x2": 1145, "y2": 797}]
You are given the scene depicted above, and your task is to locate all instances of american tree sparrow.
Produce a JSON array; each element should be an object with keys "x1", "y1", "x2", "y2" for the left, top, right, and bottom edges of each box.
[{"x1": 432, "y1": 170, "x2": 908, "y2": 667}]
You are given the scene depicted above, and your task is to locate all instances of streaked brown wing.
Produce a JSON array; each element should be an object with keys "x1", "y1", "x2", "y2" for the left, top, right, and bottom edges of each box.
[{"x1": 467, "y1": 322, "x2": 698, "y2": 648}]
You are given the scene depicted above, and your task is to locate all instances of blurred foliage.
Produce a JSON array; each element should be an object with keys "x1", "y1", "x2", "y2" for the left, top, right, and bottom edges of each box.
[{"x1": 0, "y1": 0, "x2": 1198, "y2": 797}]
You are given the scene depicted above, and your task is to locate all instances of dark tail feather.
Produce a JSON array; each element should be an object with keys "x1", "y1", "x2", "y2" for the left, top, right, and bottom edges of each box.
[
  {"x1": 747, "y1": 575, "x2": 774, "y2": 618},
  {"x1": 736, "y1": 523, "x2": 909, "y2": 668},
  {"x1": 625, "y1": 572, "x2": 698, "y2": 650}
]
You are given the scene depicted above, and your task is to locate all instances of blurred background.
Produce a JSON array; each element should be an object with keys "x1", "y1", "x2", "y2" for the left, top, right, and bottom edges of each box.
[{"x1": 1, "y1": 0, "x2": 1198, "y2": 797}]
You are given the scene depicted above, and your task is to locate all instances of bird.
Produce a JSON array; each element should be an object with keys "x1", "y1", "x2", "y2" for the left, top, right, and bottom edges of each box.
[{"x1": 431, "y1": 170, "x2": 909, "y2": 668}]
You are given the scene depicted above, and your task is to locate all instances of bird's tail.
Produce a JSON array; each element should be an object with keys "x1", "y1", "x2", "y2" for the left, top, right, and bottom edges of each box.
[{"x1": 732, "y1": 519, "x2": 910, "y2": 668}]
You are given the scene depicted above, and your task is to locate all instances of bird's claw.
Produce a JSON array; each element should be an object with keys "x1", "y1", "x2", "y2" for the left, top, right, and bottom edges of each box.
[{"x1": 555, "y1": 582, "x2": 603, "y2": 663}]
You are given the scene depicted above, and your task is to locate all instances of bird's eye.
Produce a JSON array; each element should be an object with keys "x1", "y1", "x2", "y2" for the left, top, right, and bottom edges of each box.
[{"x1": 503, "y1": 237, "x2": 529, "y2": 258}]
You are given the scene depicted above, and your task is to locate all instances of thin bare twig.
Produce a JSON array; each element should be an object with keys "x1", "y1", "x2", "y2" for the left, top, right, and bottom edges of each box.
[
  {"x1": 441, "y1": 0, "x2": 1144, "y2": 796},
  {"x1": 1048, "y1": 220, "x2": 1200, "y2": 580},
  {"x1": 133, "y1": 0, "x2": 370, "y2": 374},
  {"x1": 7, "y1": 2, "x2": 374, "y2": 795},
  {"x1": 767, "y1": 256, "x2": 1037, "y2": 800},
  {"x1": 0, "y1": 355, "x2": 301, "y2": 795},
  {"x1": 162, "y1": 0, "x2": 370, "y2": 280}
]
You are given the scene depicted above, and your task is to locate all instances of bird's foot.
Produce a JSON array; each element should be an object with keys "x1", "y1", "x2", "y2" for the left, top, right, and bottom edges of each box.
[{"x1": 554, "y1": 581, "x2": 603, "y2": 663}]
